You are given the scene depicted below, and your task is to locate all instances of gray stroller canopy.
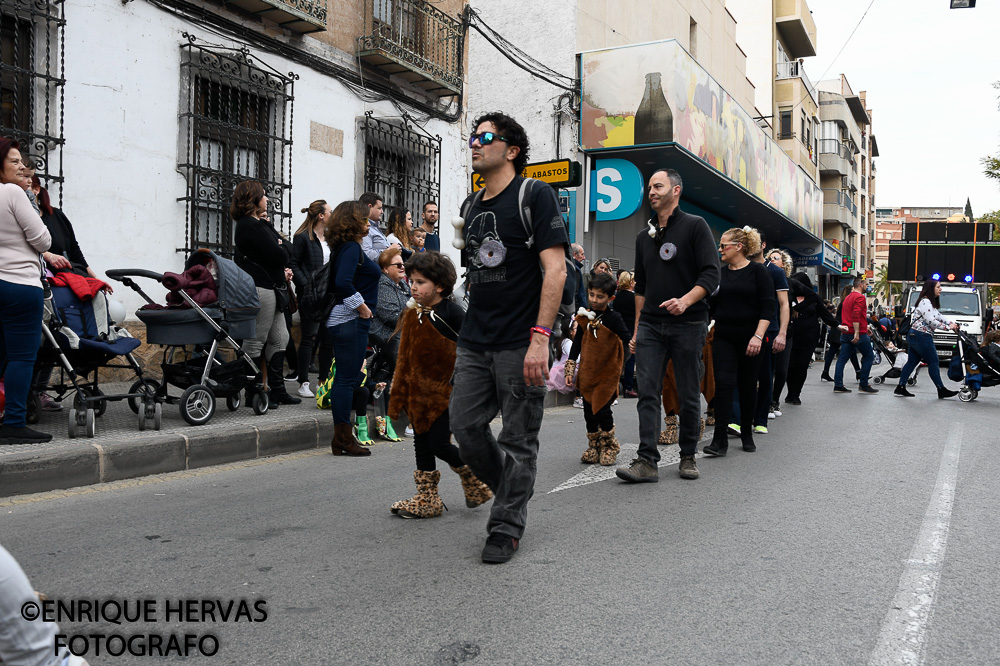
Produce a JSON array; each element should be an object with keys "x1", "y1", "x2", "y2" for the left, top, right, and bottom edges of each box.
[{"x1": 185, "y1": 249, "x2": 261, "y2": 322}]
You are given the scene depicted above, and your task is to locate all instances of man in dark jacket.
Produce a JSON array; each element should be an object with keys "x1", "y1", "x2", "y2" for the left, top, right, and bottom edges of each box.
[
  {"x1": 571, "y1": 243, "x2": 587, "y2": 312},
  {"x1": 617, "y1": 168, "x2": 720, "y2": 483}
]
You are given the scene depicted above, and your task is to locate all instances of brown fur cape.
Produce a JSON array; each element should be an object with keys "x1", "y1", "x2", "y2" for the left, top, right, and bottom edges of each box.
[
  {"x1": 387, "y1": 308, "x2": 455, "y2": 433},
  {"x1": 575, "y1": 313, "x2": 624, "y2": 409},
  {"x1": 661, "y1": 327, "x2": 715, "y2": 413}
]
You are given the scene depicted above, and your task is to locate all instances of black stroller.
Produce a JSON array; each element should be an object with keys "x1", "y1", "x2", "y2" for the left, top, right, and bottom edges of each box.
[
  {"x1": 31, "y1": 286, "x2": 160, "y2": 438},
  {"x1": 870, "y1": 317, "x2": 921, "y2": 386},
  {"x1": 106, "y1": 250, "x2": 266, "y2": 426},
  {"x1": 955, "y1": 330, "x2": 1000, "y2": 402}
]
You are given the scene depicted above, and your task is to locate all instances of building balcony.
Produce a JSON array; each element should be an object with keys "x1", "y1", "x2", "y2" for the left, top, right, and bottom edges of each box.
[
  {"x1": 776, "y1": 0, "x2": 817, "y2": 59},
  {"x1": 818, "y1": 138, "x2": 851, "y2": 177},
  {"x1": 357, "y1": 0, "x2": 464, "y2": 98},
  {"x1": 823, "y1": 188, "x2": 856, "y2": 227},
  {"x1": 227, "y1": 0, "x2": 327, "y2": 32},
  {"x1": 776, "y1": 60, "x2": 817, "y2": 108}
]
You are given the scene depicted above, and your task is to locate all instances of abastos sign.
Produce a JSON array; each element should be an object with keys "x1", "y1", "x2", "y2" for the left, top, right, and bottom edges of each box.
[{"x1": 471, "y1": 159, "x2": 582, "y2": 192}]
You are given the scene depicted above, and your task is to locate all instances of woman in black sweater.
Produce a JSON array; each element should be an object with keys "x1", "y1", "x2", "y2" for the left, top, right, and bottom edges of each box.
[
  {"x1": 232, "y1": 180, "x2": 300, "y2": 406},
  {"x1": 704, "y1": 227, "x2": 775, "y2": 456},
  {"x1": 783, "y1": 272, "x2": 838, "y2": 404},
  {"x1": 289, "y1": 199, "x2": 333, "y2": 397}
]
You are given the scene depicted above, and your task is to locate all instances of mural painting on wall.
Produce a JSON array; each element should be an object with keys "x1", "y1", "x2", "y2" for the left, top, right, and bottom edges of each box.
[{"x1": 579, "y1": 39, "x2": 822, "y2": 239}]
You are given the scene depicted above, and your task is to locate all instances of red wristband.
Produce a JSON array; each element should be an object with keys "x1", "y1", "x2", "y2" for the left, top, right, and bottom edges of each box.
[{"x1": 531, "y1": 326, "x2": 552, "y2": 338}]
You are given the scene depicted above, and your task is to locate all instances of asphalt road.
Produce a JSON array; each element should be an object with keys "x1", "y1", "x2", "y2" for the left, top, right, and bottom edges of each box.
[{"x1": 3, "y1": 370, "x2": 998, "y2": 665}]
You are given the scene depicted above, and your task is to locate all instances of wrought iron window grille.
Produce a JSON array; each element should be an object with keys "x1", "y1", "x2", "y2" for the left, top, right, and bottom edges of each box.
[
  {"x1": 0, "y1": 0, "x2": 65, "y2": 204},
  {"x1": 177, "y1": 34, "x2": 296, "y2": 258},
  {"x1": 362, "y1": 111, "x2": 440, "y2": 227}
]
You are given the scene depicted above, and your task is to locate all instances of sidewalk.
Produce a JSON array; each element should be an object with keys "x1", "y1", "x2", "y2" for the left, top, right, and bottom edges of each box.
[{"x1": 0, "y1": 380, "x2": 575, "y2": 498}]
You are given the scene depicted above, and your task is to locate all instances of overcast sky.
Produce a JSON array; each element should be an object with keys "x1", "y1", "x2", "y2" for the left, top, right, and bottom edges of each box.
[{"x1": 806, "y1": 0, "x2": 1000, "y2": 215}]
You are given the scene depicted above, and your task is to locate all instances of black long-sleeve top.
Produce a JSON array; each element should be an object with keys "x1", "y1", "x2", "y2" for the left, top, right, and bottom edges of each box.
[
  {"x1": 791, "y1": 290, "x2": 838, "y2": 333},
  {"x1": 42, "y1": 208, "x2": 88, "y2": 268},
  {"x1": 614, "y1": 289, "x2": 636, "y2": 336},
  {"x1": 633, "y1": 208, "x2": 721, "y2": 324},
  {"x1": 289, "y1": 231, "x2": 326, "y2": 292},
  {"x1": 234, "y1": 216, "x2": 290, "y2": 289},
  {"x1": 568, "y1": 308, "x2": 630, "y2": 361},
  {"x1": 710, "y1": 262, "x2": 775, "y2": 337}
]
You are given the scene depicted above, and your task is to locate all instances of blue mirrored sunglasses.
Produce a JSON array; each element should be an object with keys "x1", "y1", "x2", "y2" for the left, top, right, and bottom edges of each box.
[{"x1": 468, "y1": 131, "x2": 508, "y2": 148}]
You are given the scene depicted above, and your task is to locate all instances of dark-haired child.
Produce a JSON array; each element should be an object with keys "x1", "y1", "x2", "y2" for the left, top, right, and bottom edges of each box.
[
  {"x1": 410, "y1": 228, "x2": 427, "y2": 252},
  {"x1": 388, "y1": 251, "x2": 492, "y2": 518},
  {"x1": 565, "y1": 273, "x2": 630, "y2": 466}
]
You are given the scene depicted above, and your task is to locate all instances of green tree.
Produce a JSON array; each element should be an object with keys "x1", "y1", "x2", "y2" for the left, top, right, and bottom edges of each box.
[{"x1": 872, "y1": 263, "x2": 902, "y2": 305}]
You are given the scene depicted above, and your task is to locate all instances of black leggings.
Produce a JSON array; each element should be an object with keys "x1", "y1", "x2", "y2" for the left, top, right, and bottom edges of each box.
[
  {"x1": 414, "y1": 410, "x2": 464, "y2": 471},
  {"x1": 711, "y1": 329, "x2": 764, "y2": 446},
  {"x1": 786, "y1": 333, "x2": 817, "y2": 400},
  {"x1": 771, "y1": 339, "x2": 792, "y2": 403},
  {"x1": 352, "y1": 386, "x2": 369, "y2": 415},
  {"x1": 583, "y1": 395, "x2": 615, "y2": 433}
]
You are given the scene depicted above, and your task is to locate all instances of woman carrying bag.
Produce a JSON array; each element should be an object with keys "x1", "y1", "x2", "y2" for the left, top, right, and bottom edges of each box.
[{"x1": 894, "y1": 278, "x2": 960, "y2": 399}]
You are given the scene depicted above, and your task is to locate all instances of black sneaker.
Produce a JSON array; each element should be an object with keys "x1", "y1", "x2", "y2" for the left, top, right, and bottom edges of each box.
[
  {"x1": 833, "y1": 386, "x2": 852, "y2": 393},
  {"x1": 820, "y1": 372, "x2": 834, "y2": 382},
  {"x1": 858, "y1": 385, "x2": 879, "y2": 394},
  {"x1": 616, "y1": 457, "x2": 659, "y2": 483},
  {"x1": 0, "y1": 424, "x2": 53, "y2": 445},
  {"x1": 937, "y1": 387, "x2": 959, "y2": 399},
  {"x1": 894, "y1": 385, "x2": 915, "y2": 397},
  {"x1": 482, "y1": 533, "x2": 519, "y2": 564},
  {"x1": 786, "y1": 396, "x2": 802, "y2": 405}
]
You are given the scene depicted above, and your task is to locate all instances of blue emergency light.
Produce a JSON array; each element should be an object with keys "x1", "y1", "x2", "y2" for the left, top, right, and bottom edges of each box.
[
  {"x1": 964, "y1": 275, "x2": 973, "y2": 283},
  {"x1": 932, "y1": 272, "x2": 941, "y2": 280}
]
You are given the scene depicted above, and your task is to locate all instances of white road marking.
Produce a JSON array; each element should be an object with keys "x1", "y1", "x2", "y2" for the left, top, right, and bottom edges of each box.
[
  {"x1": 868, "y1": 423, "x2": 963, "y2": 666},
  {"x1": 548, "y1": 443, "x2": 702, "y2": 493}
]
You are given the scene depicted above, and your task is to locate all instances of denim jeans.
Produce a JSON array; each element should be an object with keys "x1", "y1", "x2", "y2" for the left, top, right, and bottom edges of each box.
[
  {"x1": 0, "y1": 280, "x2": 43, "y2": 428},
  {"x1": 834, "y1": 333, "x2": 875, "y2": 387},
  {"x1": 899, "y1": 330, "x2": 943, "y2": 388},
  {"x1": 635, "y1": 318, "x2": 708, "y2": 461},
  {"x1": 327, "y1": 317, "x2": 370, "y2": 425},
  {"x1": 450, "y1": 346, "x2": 546, "y2": 540}
]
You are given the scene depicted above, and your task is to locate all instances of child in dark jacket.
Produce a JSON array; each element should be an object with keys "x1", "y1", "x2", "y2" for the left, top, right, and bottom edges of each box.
[
  {"x1": 565, "y1": 273, "x2": 630, "y2": 466},
  {"x1": 387, "y1": 252, "x2": 492, "y2": 518}
]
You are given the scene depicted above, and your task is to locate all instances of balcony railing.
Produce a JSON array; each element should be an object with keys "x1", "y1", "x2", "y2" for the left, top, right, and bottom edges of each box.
[
  {"x1": 227, "y1": 0, "x2": 327, "y2": 32},
  {"x1": 776, "y1": 60, "x2": 817, "y2": 107},
  {"x1": 357, "y1": 0, "x2": 465, "y2": 97},
  {"x1": 823, "y1": 189, "x2": 857, "y2": 217}
]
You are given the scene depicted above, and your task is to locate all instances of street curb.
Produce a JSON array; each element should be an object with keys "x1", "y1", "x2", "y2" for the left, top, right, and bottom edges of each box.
[
  {"x1": 1, "y1": 393, "x2": 576, "y2": 498},
  {"x1": 0, "y1": 419, "x2": 328, "y2": 498}
]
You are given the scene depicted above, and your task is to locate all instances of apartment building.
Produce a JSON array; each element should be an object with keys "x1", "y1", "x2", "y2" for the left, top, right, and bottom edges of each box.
[
  {"x1": 873, "y1": 207, "x2": 903, "y2": 271},
  {"x1": 0, "y1": 0, "x2": 470, "y2": 315}
]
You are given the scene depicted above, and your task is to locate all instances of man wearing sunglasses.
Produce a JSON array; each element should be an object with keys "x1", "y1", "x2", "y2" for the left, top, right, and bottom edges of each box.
[{"x1": 450, "y1": 112, "x2": 568, "y2": 564}]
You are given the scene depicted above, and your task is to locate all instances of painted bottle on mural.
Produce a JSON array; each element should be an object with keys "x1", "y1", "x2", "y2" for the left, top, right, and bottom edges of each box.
[{"x1": 634, "y1": 72, "x2": 673, "y2": 145}]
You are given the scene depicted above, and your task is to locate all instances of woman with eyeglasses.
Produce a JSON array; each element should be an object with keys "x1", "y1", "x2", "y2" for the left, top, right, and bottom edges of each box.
[
  {"x1": 368, "y1": 245, "x2": 410, "y2": 441},
  {"x1": 703, "y1": 227, "x2": 775, "y2": 457}
]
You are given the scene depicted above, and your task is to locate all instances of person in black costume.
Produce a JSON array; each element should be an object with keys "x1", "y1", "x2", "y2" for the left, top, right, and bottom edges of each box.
[{"x1": 784, "y1": 272, "x2": 838, "y2": 405}]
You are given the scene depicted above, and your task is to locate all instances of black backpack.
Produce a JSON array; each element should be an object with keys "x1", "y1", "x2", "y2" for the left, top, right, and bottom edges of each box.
[
  {"x1": 300, "y1": 244, "x2": 363, "y2": 322},
  {"x1": 459, "y1": 178, "x2": 578, "y2": 310}
]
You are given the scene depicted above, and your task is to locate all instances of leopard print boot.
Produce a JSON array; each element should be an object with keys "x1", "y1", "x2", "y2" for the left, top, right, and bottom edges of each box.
[
  {"x1": 699, "y1": 417, "x2": 706, "y2": 440},
  {"x1": 706, "y1": 406, "x2": 716, "y2": 426},
  {"x1": 451, "y1": 465, "x2": 493, "y2": 508},
  {"x1": 581, "y1": 431, "x2": 601, "y2": 464},
  {"x1": 598, "y1": 427, "x2": 620, "y2": 466},
  {"x1": 659, "y1": 413, "x2": 679, "y2": 444},
  {"x1": 390, "y1": 470, "x2": 444, "y2": 519}
]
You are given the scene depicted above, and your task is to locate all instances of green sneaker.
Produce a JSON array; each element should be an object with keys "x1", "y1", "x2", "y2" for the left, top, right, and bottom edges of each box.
[
  {"x1": 727, "y1": 423, "x2": 740, "y2": 437},
  {"x1": 754, "y1": 425, "x2": 768, "y2": 435}
]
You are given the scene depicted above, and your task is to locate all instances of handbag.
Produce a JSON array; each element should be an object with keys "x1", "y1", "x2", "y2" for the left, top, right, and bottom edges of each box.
[
  {"x1": 273, "y1": 284, "x2": 290, "y2": 313},
  {"x1": 286, "y1": 281, "x2": 298, "y2": 315}
]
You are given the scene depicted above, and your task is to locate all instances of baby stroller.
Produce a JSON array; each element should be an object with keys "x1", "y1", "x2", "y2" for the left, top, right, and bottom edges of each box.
[
  {"x1": 106, "y1": 250, "x2": 265, "y2": 427},
  {"x1": 870, "y1": 318, "x2": 921, "y2": 386},
  {"x1": 954, "y1": 330, "x2": 1000, "y2": 402},
  {"x1": 31, "y1": 285, "x2": 159, "y2": 438}
]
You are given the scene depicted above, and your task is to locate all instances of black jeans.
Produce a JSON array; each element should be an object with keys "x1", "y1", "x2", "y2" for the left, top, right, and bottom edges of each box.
[
  {"x1": 635, "y1": 318, "x2": 708, "y2": 460},
  {"x1": 414, "y1": 410, "x2": 464, "y2": 471},
  {"x1": 786, "y1": 329, "x2": 819, "y2": 400},
  {"x1": 583, "y1": 396, "x2": 615, "y2": 432},
  {"x1": 297, "y1": 315, "x2": 333, "y2": 384},
  {"x1": 712, "y1": 328, "x2": 763, "y2": 447},
  {"x1": 771, "y1": 338, "x2": 792, "y2": 404}
]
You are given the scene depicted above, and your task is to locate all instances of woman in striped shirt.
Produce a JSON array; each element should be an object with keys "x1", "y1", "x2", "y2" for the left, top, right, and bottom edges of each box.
[{"x1": 895, "y1": 279, "x2": 959, "y2": 399}]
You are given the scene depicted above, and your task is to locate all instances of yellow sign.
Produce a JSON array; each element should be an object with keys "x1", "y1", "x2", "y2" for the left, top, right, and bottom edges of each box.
[{"x1": 471, "y1": 159, "x2": 577, "y2": 192}]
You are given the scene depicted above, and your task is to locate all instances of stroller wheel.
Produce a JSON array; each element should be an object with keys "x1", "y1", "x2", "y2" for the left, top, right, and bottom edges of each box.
[
  {"x1": 226, "y1": 394, "x2": 242, "y2": 411},
  {"x1": 153, "y1": 402, "x2": 162, "y2": 430},
  {"x1": 85, "y1": 409, "x2": 96, "y2": 438},
  {"x1": 137, "y1": 405, "x2": 146, "y2": 431},
  {"x1": 179, "y1": 384, "x2": 216, "y2": 426},
  {"x1": 907, "y1": 377, "x2": 917, "y2": 386},
  {"x1": 872, "y1": 376, "x2": 883, "y2": 385},
  {"x1": 958, "y1": 386, "x2": 975, "y2": 402},
  {"x1": 251, "y1": 388, "x2": 269, "y2": 416},
  {"x1": 26, "y1": 393, "x2": 41, "y2": 425},
  {"x1": 128, "y1": 379, "x2": 161, "y2": 415},
  {"x1": 92, "y1": 389, "x2": 107, "y2": 418},
  {"x1": 68, "y1": 408, "x2": 78, "y2": 439}
]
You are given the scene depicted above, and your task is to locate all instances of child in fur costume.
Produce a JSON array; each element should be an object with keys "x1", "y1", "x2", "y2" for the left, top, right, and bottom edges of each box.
[
  {"x1": 660, "y1": 324, "x2": 716, "y2": 444},
  {"x1": 565, "y1": 273, "x2": 630, "y2": 465},
  {"x1": 387, "y1": 252, "x2": 492, "y2": 518}
]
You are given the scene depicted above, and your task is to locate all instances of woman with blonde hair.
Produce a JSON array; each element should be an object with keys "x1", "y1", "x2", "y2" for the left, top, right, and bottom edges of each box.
[
  {"x1": 703, "y1": 227, "x2": 775, "y2": 457},
  {"x1": 289, "y1": 199, "x2": 333, "y2": 397},
  {"x1": 615, "y1": 270, "x2": 637, "y2": 396}
]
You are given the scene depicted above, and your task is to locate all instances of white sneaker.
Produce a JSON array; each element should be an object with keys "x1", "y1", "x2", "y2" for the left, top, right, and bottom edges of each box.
[
  {"x1": 767, "y1": 410, "x2": 776, "y2": 419},
  {"x1": 612, "y1": 399, "x2": 619, "y2": 406},
  {"x1": 404, "y1": 425, "x2": 414, "y2": 437},
  {"x1": 573, "y1": 397, "x2": 584, "y2": 409},
  {"x1": 297, "y1": 382, "x2": 314, "y2": 398}
]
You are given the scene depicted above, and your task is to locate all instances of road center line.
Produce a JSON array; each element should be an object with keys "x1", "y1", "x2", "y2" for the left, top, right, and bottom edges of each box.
[{"x1": 868, "y1": 423, "x2": 963, "y2": 666}]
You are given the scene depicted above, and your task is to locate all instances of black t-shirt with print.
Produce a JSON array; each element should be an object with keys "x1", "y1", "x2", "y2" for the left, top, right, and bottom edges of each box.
[{"x1": 459, "y1": 176, "x2": 569, "y2": 351}]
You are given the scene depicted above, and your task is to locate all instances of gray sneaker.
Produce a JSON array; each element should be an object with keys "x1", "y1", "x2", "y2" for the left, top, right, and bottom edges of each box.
[
  {"x1": 679, "y1": 455, "x2": 699, "y2": 480},
  {"x1": 616, "y1": 458, "x2": 659, "y2": 483}
]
